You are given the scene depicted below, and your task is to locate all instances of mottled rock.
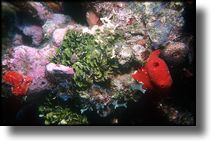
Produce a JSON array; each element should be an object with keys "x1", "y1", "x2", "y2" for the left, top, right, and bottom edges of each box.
[
  {"x1": 158, "y1": 102, "x2": 195, "y2": 125},
  {"x1": 22, "y1": 25, "x2": 43, "y2": 46},
  {"x1": 93, "y1": 2, "x2": 134, "y2": 27},
  {"x1": 2, "y1": 45, "x2": 56, "y2": 94},
  {"x1": 92, "y1": 2, "x2": 185, "y2": 51},
  {"x1": 45, "y1": 2, "x2": 63, "y2": 12},
  {"x1": 131, "y1": 45, "x2": 149, "y2": 62},
  {"x1": 52, "y1": 28, "x2": 68, "y2": 47},
  {"x1": 144, "y1": 2, "x2": 184, "y2": 48},
  {"x1": 136, "y1": 39, "x2": 146, "y2": 46},
  {"x1": 111, "y1": 73, "x2": 135, "y2": 91},
  {"x1": 143, "y1": 2, "x2": 164, "y2": 15},
  {"x1": 42, "y1": 14, "x2": 71, "y2": 38},
  {"x1": 147, "y1": 20, "x2": 173, "y2": 48},
  {"x1": 86, "y1": 10, "x2": 102, "y2": 27},
  {"x1": 12, "y1": 34, "x2": 23, "y2": 46},
  {"x1": 115, "y1": 45, "x2": 133, "y2": 65},
  {"x1": 162, "y1": 42, "x2": 188, "y2": 65},
  {"x1": 114, "y1": 42, "x2": 149, "y2": 66},
  {"x1": 51, "y1": 14, "x2": 70, "y2": 26},
  {"x1": 29, "y1": 2, "x2": 52, "y2": 21},
  {"x1": 46, "y1": 63, "x2": 74, "y2": 83}
]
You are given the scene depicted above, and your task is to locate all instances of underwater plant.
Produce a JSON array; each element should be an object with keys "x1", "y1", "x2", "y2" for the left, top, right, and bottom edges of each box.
[
  {"x1": 49, "y1": 28, "x2": 148, "y2": 118},
  {"x1": 77, "y1": 83, "x2": 146, "y2": 117},
  {"x1": 51, "y1": 30, "x2": 122, "y2": 91},
  {"x1": 38, "y1": 94, "x2": 88, "y2": 125}
]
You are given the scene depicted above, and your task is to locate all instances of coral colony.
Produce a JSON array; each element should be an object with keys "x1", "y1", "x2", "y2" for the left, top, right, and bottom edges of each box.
[{"x1": 1, "y1": 1, "x2": 195, "y2": 125}]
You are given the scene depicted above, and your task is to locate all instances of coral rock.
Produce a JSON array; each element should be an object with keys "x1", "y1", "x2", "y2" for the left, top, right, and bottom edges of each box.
[
  {"x1": 46, "y1": 63, "x2": 74, "y2": 83},
  {"x1": 86, "y1": 10, "x2": 102, "y2": 27},
  {"x1": 52, "y1": 28, "x2": 68, "y2": 47},
  {"x1": 29, "y1": 2, "x2": 53, "y2": 21},
  {"x1": 42, "y1": 14, "x2": 71, "y2": 38},
  {"x1": 136, "y1": 39, "x2": 146, "y2": 46},
  {"x1": 111, "y1": 73, "x2": 135, "y2": 91},
  {"x1": 12, "y1": 34, "x2": 23, "y2": 46},
  {"x1": 22, "y1": 25, "x2": 43, "y2": 46},
  {"x1": 2, "y1": 45, "x2": 56, "y2": 94},
  {"x1": 162, "y1": 42, "x2": 188, "y2": 65},
  {"x1": 144, "y1": 2, "x2": 184, "y2": 48},
  {"x1": 131, "y1": 45, "x2": 149, "y2": 62},
  {"x1": 46, "y1": 2, "x2": 62, "y2": 12}
]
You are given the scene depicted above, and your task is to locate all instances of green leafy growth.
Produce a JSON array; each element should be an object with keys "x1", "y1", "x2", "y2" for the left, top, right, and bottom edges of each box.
[
  {"x1": 112, "y1": 89, "x2": 133, "y2": 101},
  {"x1": 38, "y1": 94, "x2": 88, "y2": 125},
  {"x1": 51, "y1": 30, "x2": 122, "y2": 91}
]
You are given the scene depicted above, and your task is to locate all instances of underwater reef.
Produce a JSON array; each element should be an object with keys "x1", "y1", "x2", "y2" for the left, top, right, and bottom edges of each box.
[{"x1": 1, "y1": 1, "x2": 195, "y2": 125}]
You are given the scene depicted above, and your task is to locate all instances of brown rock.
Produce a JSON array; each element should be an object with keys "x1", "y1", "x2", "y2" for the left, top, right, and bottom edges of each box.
[
  {"x1": 86, "y1": 10, "x2": 102, "y2": 27},
  {"x1": 46, "y1": 2, "x2": 62, "y2": 12},
  {"x1": 162, "y1": 42, "x2": 189, "y2": 65},
  {"x1": 135, "y1": 39, "x2": 146, "y2": 47}
]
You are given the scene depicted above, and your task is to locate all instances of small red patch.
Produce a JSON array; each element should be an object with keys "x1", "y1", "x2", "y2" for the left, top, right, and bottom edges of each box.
[
  {"x1": 132, "y1": 67, "x2": 153, "y2": 90},
  {"x1": 136, "y1": 39, "x2": 146, "y2": 46},
  {"x1": 127, "y1": 18, "x2": 135, "y2": 25},
  {"x1": 3, "y1": 71, "x2": 32, "y2": 96},
  {"x1": 2, "y1": 71, "x2": 23, "y2": 86},
  {"x1": 132, "y1": 50, "x2": 173, "y2": 92}
]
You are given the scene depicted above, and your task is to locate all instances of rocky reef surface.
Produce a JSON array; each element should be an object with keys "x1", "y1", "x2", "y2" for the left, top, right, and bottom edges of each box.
[{"x1": 1, "y1": 1, "x2": 195, "y2": 125}]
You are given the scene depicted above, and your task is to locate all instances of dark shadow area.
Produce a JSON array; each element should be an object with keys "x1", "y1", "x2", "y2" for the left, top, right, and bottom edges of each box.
[
  {"x1": 7, "y1": 8, "x2": 204, "y2": 135},
  {"x1": 63, "y1": 2, "x2": 88, "y2": 26}
]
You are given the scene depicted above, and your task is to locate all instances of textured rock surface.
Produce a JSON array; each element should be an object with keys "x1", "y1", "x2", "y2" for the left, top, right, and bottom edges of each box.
[
  {"x1": 143, "y1": 2, "x2": 184, "y2": 48},
  {"x1": 1, "y1": 1, "x2": 195, "y2": 124},
  {"x1": 93, "y1": 2, "x2": 184, "y2": 49},
  {"x1": 22, "y1": 25, "x2": 43, "y2": 46},
  {"x1": 86, "y1": 10, "x2": 102, "y2": 27},
  {"x1": 162, "y1": 42, "x2": 189, "y2": 65},
  {"x1": 111, "y1": 73, "x2": 135, "y2": 91},
  {"x1": 147, "y1": 20, "x2": 173, "y2": 48},
  {"x1": 131, "y1": 45, "x2": 149, "y2": 62},
  {"x1": 12, "y1": 34, "x2": 23, "y2": 46},
  {"x1": 116, "y1": 46, "x2": 133, "y2": 65},
  {"x1": 42, "y1": 14, "x2": 71, "y2": 38},
  {"x1": 29, "y1": 2, "x2": 52, "y2": 21},
  {"x1": 46, "y1": 63, "x2": 74, "y2": 83},
  {"x1": 2, "y1": 45, "x2": 56, "y2": 94},
  {"x1": 52, "y1": 28, "x2": 68, "y2": 47}
]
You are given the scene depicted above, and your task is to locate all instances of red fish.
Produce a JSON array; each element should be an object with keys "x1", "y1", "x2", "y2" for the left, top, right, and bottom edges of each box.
[
  {"x1": 3, "y1": 71, "x2": 32, "y2": 96},
  {"x1": 132, "y1": 50, "x2": 173, "y2": 91}
]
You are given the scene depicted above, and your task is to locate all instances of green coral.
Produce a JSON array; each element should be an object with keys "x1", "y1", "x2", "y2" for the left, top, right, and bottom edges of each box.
[
  {"x1": 38, "y1": 94, "x2": 88, "y2": 125},
  {"x1": 39, "y1": 106, "x2": 88, "y2": 125},
  {"x1": 51, "y1": 30, "x2": 122, "y2": 91}
]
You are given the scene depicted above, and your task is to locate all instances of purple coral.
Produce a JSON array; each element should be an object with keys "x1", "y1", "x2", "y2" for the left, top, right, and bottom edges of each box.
[
  {"x1": 29, "y1": 2, "x2": 52, "y2": 21},
  {"x1": 22, "y1": 25, "x2": 43, "y2": 46},
  {"x1": 2, "y1": 45, "x2": 56, "y2": 94},
  {"x1": 45, "y1": 63, "x2": 75, "y2": 83}
]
